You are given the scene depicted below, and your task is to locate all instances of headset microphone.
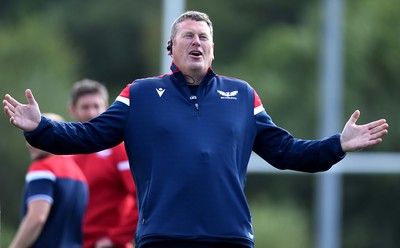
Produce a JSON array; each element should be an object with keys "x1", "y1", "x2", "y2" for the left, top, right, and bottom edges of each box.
[{"x1": 167, "y1": 40, "x2": 173, "y2": 52}]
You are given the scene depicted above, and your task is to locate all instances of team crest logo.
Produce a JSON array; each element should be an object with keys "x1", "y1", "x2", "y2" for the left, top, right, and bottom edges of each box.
[{"x1": 217, "y1": 90, "x2": 238, "y2": 100}]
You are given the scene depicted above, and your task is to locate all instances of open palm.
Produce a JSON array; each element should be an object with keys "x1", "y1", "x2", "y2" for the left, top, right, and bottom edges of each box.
[
  {"x1": 3, "y1": 89, "x2": 42, "y2": 132},
  {"x1": 340, "y1": 110, "x2": 388, "y2": 152}
]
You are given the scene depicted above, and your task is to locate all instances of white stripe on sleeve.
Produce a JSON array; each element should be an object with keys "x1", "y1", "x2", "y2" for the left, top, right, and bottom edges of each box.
[
  {"x1": 26, "y1": 171, "x2": 56, "y2": 183},
  {"x1": 254, "y1": 105, "x2": 265, "y2": 115},
  {"x1": 117, "y1": 161, "x2": 130, "y2": 171},
  {"x1": 27, "y1": 194, "x2": 54, "y2": 205},
  {"x1": 116, "y1": 96, "x2": 130, "y2": 106}
]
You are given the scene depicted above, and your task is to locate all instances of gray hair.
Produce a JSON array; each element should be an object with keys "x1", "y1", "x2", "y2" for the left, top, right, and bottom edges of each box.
[{"x1": 170, "y1": 11, "x2": 213, "y2": 41}]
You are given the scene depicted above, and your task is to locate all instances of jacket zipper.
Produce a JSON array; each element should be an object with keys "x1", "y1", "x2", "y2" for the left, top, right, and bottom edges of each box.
[{"x1": 189, "y1": 95, "x2": 199, "y2": 112}]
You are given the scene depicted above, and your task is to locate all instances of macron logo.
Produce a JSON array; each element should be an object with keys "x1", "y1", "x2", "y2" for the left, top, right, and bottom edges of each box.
[
  {"x1": 156, "y1": 88, "x2": 166, "y2": 97},
  {"x1": 248, "y1": 232, "x2": 254, "y2": 239},
  {"x1": 217, "y1": 90, "x2": 238, "y2": 100}
]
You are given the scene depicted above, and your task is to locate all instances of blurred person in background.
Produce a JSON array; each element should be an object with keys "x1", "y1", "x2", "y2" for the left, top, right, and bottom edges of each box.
[
  {"x1": 3, "y1": 11, "x2": 388, "y2": 248},
  {"x1": 9, "y1": 113, "x2": 88, "y2": 248},
  {"x1": 69, "y1": 79, "x2": 138, "y2": 248}
]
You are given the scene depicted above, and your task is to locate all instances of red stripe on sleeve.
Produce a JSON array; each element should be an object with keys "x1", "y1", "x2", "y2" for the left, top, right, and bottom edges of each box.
[
  {"x1": 254, "y1": 89, "x2": 262, "y2": 108},
  {"x1": 119, "y1": 84, "x2": 131, "y2": 98}
]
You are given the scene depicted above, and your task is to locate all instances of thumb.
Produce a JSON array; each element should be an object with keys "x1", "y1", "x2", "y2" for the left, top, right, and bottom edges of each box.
[
  {"x1": 348, "y1": 110, "x2": 360, "y2": 125},
  {"x1": 25, "y1": 89, "x2": 37, "y2": 106}
]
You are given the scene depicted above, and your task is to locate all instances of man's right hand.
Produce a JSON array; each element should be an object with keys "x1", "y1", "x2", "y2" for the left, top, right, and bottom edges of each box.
[{"x1": 3, "y1": 89, "x2": 41, "y2": 132}]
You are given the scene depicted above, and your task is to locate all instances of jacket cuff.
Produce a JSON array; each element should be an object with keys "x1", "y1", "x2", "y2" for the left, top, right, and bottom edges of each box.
[{"x1": 24, "y1": 116, "x2": 50, "y2": 138}]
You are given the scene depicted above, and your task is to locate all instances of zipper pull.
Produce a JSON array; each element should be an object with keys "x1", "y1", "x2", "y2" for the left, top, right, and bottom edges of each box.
[{"x1": 190, "y1": 95, "x2": 199, "y2": 111}]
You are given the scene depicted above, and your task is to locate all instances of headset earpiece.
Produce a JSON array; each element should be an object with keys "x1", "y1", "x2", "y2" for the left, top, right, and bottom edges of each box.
[{"x1": 167, "y1": 40, "x2": 173, "y2": 55}]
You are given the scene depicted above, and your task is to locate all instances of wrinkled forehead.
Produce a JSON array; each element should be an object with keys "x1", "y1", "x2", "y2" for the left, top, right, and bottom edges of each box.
[{"x1": 176, "y1": 19, "x2": 213, "y2": 37}]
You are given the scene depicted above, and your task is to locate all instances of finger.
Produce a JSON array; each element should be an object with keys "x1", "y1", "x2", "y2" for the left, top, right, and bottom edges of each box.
[
  {"x1": 368, "y1": 138, "x2": 383, "y2": 146},
  {"x1": 10, "y1": 116, "x2": 18, "y2": 127},
  {"x1": 367, "y1": 119, "x2": 387, "y2": 130},
  {"x1": 3, "y1": 102, "x2": 15, "y2": 113},
  {"x1": 3, "y1": 101, "x2": 15, "y2": 113},
  {"x1": 348, "y1": 110, "x2": 360, "y2": 125},
  {"x1": 4, "y1": 94, "x2": 21, "y2": 108},
  {"x1": 25, "y1": 89, "x2": 37, "y2": 106},
  {"x1": 359, "y1": 138, "x2": 383, "y2": 150},
  {"x1": 4, "y1": 106, "x2": 14, "y2": 119},
  {"x1": 369, "y1": 129, "x2": 388, "y2": 140},
  {"x1": 3, "y1": 99, "x2": 10, "y2": 109},
  {"x1": 369, "y1": 123, "x2": 389, "y2": 135}
]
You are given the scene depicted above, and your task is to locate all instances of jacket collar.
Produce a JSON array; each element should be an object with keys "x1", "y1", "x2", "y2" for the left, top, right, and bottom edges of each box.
[{"x1": 170, "y1": 62, "x2": 215, "y2": 86}]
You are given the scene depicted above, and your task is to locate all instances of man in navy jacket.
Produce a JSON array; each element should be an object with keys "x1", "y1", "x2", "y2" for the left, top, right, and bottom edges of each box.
[{"x1": 4, "y1": 11, "x2": 388, "y2": 248}]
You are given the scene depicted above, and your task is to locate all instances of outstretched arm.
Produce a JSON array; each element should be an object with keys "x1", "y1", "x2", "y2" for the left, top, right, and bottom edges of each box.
[
  {"x1": 3, "y1": 89, "x2": 41, "y2": 132},
  {"x1": 340, "y1": 110, "x2": 388, "y2": 152}
]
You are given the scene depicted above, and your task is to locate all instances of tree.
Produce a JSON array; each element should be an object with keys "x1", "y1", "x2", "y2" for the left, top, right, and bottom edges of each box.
[{"x1": 0, "y1": 13, "x2": 79, "y2": 234}]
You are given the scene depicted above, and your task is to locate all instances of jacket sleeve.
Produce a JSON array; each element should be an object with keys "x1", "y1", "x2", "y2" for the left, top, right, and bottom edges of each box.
[
  {"x1": 252, "y1": 109, "x2": 346, "y2": 173},
  {"x1": 24, "y1": 101, "x2": 129, "y2": 155}
]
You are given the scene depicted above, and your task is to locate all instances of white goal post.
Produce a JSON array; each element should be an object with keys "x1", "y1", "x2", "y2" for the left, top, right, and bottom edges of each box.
[{"x1": 248, "y1": 152, "x2": 400, "y2": 174}]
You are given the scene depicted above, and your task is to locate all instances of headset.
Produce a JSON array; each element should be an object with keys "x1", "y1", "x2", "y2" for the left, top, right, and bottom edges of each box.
[{"x1": 166, "y1": 40, "x2": 173, "y2": 54}]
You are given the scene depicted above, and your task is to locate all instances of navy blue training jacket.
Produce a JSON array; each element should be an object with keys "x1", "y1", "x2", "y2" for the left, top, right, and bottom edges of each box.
[{"x1": 25, "y1": 64, "x2": 345, "y2": 247}]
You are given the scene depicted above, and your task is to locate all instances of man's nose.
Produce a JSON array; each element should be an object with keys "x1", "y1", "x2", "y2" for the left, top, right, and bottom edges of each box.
[
  {"x1": 192, "y1": 36, "x2": 201, "y2": 46},
  {"x1": 88, "y1": 108, "x2": 100, "y2": 118}
]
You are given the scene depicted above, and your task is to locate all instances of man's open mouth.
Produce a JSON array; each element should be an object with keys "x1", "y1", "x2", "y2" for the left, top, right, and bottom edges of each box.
[{"x1": 189, "y1": 51, "x2": 202, "y2": 56}]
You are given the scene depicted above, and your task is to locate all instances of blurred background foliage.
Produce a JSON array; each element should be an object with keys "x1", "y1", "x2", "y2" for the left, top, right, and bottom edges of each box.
[{"x1": 0, "y1": 0, "x2": 399, "y2": 247}]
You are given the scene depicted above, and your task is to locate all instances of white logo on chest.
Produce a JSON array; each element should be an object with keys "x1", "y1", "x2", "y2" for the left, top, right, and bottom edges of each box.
[
  {"x1": 217, "y1": 90, "x2": 238, "y2": 100},
  {"x1": 156, "y1": 88, "x2": 166, "y2": 97}
]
